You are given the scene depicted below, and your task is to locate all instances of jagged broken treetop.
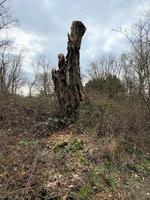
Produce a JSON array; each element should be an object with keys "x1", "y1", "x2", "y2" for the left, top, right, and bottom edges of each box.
[{"x1": 52, "y1": 21, "x2": 86, "y2": 116}]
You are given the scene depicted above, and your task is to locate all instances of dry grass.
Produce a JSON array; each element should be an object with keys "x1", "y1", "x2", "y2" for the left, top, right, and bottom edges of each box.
[
  {"x1": 0, "y1": 93, "x2": 149, "y2": 199},
  {"x1": 0, "y1": 94, "x2": 59, "y2": 131}
]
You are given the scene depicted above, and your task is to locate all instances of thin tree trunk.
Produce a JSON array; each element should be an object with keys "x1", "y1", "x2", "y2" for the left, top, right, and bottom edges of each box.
[{"x1": 52, "y1": 21, "x2": 86, "y2": 117}]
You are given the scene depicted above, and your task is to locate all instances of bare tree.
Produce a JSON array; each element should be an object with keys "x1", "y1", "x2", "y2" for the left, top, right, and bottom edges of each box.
[
  {"x1": 26, "y1": 63, "x2": 38, "y2": 97},
  {"x1": 0, "y1": 46, "x2": 24, "y2": 95},
  {"x1": 27, "y1": 74, "x2": 37, "y2": 98},
  {"x1": 36, "y1": 56, "x2": 53, "y2": 96},
  {"x1": 0, "y1": 0, "x2": 16, "y2": 47},
  {"x1": 120, "y1": 53, "x2": 138, "y2": 95},
  {"x1": 114, "y1": 11, "x2": 150, "y2": 110},
  {"x1": 88, "y1": 54, "x2": 121, "y2": 79}
]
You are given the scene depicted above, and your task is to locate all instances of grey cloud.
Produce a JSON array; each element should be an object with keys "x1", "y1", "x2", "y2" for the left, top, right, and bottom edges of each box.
[{"x1": 11, "y1": 0, "x2": 149, "y2": 70}]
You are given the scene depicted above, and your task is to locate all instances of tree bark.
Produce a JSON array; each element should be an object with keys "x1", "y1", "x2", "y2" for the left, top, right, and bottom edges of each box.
[{"x1": 52, "y1": 21, "x2": 86, "y2": 117}]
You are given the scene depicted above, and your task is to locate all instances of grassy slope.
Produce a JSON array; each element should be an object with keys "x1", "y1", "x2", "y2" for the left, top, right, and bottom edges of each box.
[{"x1": 0, "y1": 95, "x2": 150, "y2": 200}]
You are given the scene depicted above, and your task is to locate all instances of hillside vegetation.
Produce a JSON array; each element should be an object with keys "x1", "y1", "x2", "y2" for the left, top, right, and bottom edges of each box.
[
  {"x1": 0, "y1": 1, "x2": 150, "y2": 199},
  {"x1": 0, "y1": 90, "x2": 149, "y2": 200}
]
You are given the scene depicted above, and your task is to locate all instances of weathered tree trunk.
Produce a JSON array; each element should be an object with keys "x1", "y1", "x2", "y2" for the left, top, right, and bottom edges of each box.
[{"x1": 52, "y1": 21, "x2": 86, "y2": 117}]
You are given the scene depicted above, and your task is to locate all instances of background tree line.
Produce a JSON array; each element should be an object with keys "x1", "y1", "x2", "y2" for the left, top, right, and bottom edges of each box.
[
  {"x1": 0, "y1": 0, "x2": 150, "y2": 114},
  {"x1": 85, "y1": 12, "x2": 150, "y2": 112}
]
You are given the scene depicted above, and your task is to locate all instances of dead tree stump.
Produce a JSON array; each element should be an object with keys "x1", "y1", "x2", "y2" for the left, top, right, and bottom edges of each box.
[{"x1": 52, "y1": 21, "x2": 86, "y2": 117}]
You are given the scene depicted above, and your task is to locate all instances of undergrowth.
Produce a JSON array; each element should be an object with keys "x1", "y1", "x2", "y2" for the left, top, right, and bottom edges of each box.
[{"x1": 0, "y1": 94, "x2": 149, "y2": 200}]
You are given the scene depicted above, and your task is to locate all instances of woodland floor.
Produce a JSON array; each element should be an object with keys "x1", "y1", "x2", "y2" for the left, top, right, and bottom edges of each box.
[{"x1": 0, "y1": 128, "x2": 150, "y2": 200}]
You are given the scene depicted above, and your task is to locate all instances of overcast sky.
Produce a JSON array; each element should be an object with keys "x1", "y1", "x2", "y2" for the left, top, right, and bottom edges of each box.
[{"x1": 6, "y1": 0, "x2": 149, "y2": 74}]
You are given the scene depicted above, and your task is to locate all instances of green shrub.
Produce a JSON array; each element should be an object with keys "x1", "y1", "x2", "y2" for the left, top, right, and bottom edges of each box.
[
  {"x1": 71, "y1": 139, "x2": 84, "y2": 151},
  {"x1": 0, "y1": 153, "x2": 4, "y2": 160},
  {"x1": 85, "y1": 74, "x2": 125, "y2": 98},
  {"x1": 69, "y1": 185, "x2": 92, "y2": 200}
]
